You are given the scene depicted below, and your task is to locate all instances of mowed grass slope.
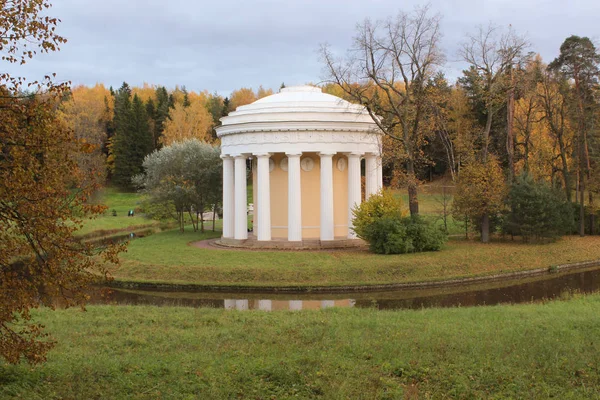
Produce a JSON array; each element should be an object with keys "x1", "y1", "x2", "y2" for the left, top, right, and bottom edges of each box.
[
  {"x1": 114, "y1": 231, "x2": 600, "y2": 287},
  {"x1": 78, "y1": 188, "x2": 159, "y2": 235},
  {"x1": 2, "y1": 295, "x2": 600, "y2": 399}
]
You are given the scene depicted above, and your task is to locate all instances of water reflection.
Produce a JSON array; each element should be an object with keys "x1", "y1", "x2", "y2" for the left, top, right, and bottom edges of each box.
[
  {"x1": 223, "y1": 299, "x2": 355, "y2": 311},
  {"x1": 91, "y1": 267, "x2": 600, "y2": 311}
]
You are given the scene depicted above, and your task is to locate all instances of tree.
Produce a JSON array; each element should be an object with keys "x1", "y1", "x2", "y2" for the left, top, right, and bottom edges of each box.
[
  {"x1": 256, "y1": 85, "x2": 273, "y2": 99},
  {"x1": 152, "y1": 86, "x2": 171, "y2": 148},
  {"x1": 452, "y1": 157, "x2": 507, "y2": 243},
  {"x1": 58, "y1": 84, "x2": 113, "y2": 183},
  {"x1": 352, "y1": 190, "x2": 446, "y2": 254},
  {"x1": 321, "y1": 5, "x2": 444, "y2": 216},
  {"x1": 229, "y1": 87, "x2": 257, "y2": 110},
  {"x1": 503, "y1": 174, "x2": 573, "y2": 241},
  {"x1": 459, "y1": 24, "x2": 528, "y2": 164},
  {"x1": 1, "y1": 0, "x2": 121, "y2": 364},
  {"x1": 206, "y1": 93, "x2": 225, "y2": 141},
  {"x1": 110, "y1": 85, "x2": 153, "y2": 189},
  {"x1": 538, "y1": 68, "x2": 575, "y2": 201},
  {"x1": 134, "y1": 139, "x2": 222, "y2": 232},
  {"x1": 161, "y1": 99, "x2": 213, "y2": 146},
  {"x1": 549, "y1": 36, "x2": 600, "y2": 236}
]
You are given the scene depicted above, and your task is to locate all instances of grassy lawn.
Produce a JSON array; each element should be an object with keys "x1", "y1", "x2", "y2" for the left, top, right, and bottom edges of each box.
[
  {"x1": 112, "y1": 231, "x2": 600, "y2": 287},
  {"x1": 78, "y1": 188, "x2": 160, "y2": 236},
  {"x1": 2, "y1": 295, "x2": 600, "y2": 398}
]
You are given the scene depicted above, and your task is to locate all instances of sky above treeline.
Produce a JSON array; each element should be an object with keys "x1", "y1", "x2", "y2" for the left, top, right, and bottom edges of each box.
[{"x1": 10, "y1": 0, "x2": 599, "y2": 96}]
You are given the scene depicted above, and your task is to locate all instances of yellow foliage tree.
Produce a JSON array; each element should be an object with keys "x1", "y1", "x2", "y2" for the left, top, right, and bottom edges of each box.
[
  {"x1": 132, "y1": 82, "x2": 157, "y2": 103},
  {"x1": 452, "y1": 156, "x2": 507, "y2": 243},
  {"x1": 230, "y1": 87, "x2": 257, "y2": 110},
  {"x1": 256, "y1": 85, "x2": 273, "y2": 99},
  {"x1": 58, "y1": 84, "x2": 113, "y2": 182},
  {"x1": 161, "y1": 99, "x2": 213, "y2": 145}
]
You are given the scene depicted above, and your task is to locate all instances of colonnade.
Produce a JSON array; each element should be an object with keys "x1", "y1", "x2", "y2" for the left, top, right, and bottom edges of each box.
[{"x1": 221, "y1": 152, "x2": 383, "y2": 242}]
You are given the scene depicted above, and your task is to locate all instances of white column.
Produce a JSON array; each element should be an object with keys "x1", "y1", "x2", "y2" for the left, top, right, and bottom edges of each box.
[
  {"x1": 221, "y1": 155, "x2": 234, "y2": 239},
  {"x1": 365, "y1": 153, "x2": 378, "y2": 199},
  {"x1": 347, "y1": 152, "x2": 362, "y2": 238},
  {"x1": 287, "y1": 152, "x2": 302, "y2": 242},
  {"x1": 234, "y1": 155, "x2": 248, "y2": 240},
  {"x1": 255, "y1": 153, "x2": 272, "y2": 241},
  {"x1": 376, "y1": 156, "x2": 383, "y2": 191},
  {"x1": 319, "y1": 152, "x2": 335, "y2": 241}
]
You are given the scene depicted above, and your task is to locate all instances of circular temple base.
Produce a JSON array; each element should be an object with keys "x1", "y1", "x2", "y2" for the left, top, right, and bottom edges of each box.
[{"x1": 214, "y1": 235, "x2": 368, "y2": 251}]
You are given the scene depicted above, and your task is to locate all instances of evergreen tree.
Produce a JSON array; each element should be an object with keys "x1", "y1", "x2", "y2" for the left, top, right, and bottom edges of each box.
[
  {"x1": 111, "y1": 84, "x2": 154, "y2": 189},
  {"x1": 152, "y1": 86, "x2": 171, "y2": 148},
  {"x1": 222, "y1": 97, "x2": 230, "y2": 117},
  {"x1": 503, "y1": 174, "x2": 574, "y2": 241},
  {"x1": 205, "y1": 93, "x2": 225, "y2": 141},
  {"x1": 182, "y1": 86, "x2": 191, "y2": 108},
  {"x1": 130, "y1": 95, "x2": 154, "y2": 165},
  {"x1": 111, "y1": 83, "x2": 133, "y2": 188}
]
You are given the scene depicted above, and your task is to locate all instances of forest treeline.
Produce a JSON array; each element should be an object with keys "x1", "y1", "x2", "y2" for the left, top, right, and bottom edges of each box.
[{"x1": 58, "y1": 83, "x2": 274, "y2": 189}]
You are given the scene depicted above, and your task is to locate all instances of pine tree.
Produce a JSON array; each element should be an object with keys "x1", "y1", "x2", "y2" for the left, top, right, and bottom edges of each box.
[
  {"x1": 111, "y1": 84, "x2": 154, "y2": 189},
  {"x1": 111, "y1": 83, "x2": 133, "y2": 188},
  {"x1": 131, "y1": 95, "x2": 153, "y2": 166},
  {"x1": 156, "y1": 87, "x2": 171, "y2": 147},
  {"x1": 182, "y1": 86, "x2": 191, "y2": 108}
]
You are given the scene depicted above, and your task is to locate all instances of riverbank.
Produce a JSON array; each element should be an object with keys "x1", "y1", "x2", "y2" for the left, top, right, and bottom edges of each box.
[
  {"x1": 112, "y1": 232, "x2": 600, "y2": 289},
  {"x1": 2, "y1": 294, "x2": 600, "y2": 398}
]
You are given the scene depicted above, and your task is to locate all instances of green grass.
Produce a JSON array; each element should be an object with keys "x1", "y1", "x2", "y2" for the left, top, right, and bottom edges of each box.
[
  {"x1": 2, "y1": 295, "x2": 600, "y2": 398},
  {"x1": 113, "y1": 231, "x2": 600, "y2": 287},
  {"x1": 78, "y1": 188, "x2": 160, "y2": 236}
]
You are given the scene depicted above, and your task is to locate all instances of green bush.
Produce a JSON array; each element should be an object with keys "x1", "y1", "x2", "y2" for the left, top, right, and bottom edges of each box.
[
  {"x1": 503, "y1": 174, "x2": 574, "y2": 241},
  {"x1": 353, "y1": 191, "x2": 447, "y2": 254}
]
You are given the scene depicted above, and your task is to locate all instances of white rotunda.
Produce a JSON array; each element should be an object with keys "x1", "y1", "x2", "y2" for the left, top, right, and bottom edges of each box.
[{"x1": 216, "y1": 85, "x2": 383, "y2": 247}]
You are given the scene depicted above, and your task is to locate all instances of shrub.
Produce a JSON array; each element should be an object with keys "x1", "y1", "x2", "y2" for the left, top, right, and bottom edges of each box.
[
  {"x1": 352, "y1": 191, "x2": 447, "y2": 254},
  {"x1": 503, "y1": 174, "x2": 574, "y2": 241}
]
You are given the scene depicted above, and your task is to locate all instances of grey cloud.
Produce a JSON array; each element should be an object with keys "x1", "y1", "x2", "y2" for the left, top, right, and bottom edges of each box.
[{"x1": 6, "y1": 0, "x2": 599, "y2": 96}]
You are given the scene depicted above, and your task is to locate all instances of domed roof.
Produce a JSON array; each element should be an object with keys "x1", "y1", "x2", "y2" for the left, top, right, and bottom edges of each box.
[
  {"x1": 216, "y1": 85, "x2": 378, "y2": 137},
  {"x1": 236, "y1": 85, "x2": 363, "y2": 113}
]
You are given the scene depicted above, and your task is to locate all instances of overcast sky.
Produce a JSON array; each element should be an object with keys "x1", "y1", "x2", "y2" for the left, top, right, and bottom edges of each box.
[{"x1": 9, "y1": 0, "x2": 599, "y2": 96}]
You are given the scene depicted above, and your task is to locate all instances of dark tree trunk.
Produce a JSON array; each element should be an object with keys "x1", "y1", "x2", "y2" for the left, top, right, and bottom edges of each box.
[
  {"x1": 482, "y1": 105, "x2": 493, "y2": 162},
  {"x1": 407, "y1": 159, "x2": 419, "y2": 216},
  {"x1": 481, "y1": 214, "x2": 490, "y2": 243},
  {"x1": 506, "y1": 69, "x2": 516, "y2": 183},
  {"x1": 579, "y1": 169, "x2": 585, "y2": 237}
]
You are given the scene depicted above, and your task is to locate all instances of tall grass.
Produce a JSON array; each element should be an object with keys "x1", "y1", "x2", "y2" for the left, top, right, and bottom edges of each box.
[{"x1": 2, "y1": 295, "x2": 600, "y2": 398}]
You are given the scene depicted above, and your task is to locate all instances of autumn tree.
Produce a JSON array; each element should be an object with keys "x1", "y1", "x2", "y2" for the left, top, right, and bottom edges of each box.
[
  {"x1": 257, "y1": 85, "x2": 273, "y2": 99},
  {"x1": 58, "y1": 84, "x2": 113, "y2": 183},
  {"x1": 0, "y1": 0, "x2": 121, "y2": 364},
  {"x1": 452, "y1": 157, "x2": 507, "y2": 243},
  {"x1": 230, "y1": 87, "x2": 257, "y2": 110},
  {"x1": 538, "y1": 67, "x2": 575, "y2": 201},
  {"x1": 321, "y1": 5, "x2": 444, "y2": 216},
  {"x1": 549, "y1": 36, "x2": 600, "y2": 236},
  {"x1": 459, "y1": 24, "x2": 528, "y2": 165},
  {"x1": 162, "y1": 97, "x2": 213, "y2": 145}
]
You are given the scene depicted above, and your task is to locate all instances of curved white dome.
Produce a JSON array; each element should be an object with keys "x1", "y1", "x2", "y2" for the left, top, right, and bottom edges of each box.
[
  {"x1": 217, "y1": 85, "x2": 382, "y2": 157},
  {"x1": 216, "y1": 85, "x2": 377, "y2": 136}
]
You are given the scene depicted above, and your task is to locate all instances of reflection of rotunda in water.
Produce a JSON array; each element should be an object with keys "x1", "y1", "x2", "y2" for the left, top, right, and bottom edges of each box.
[{"x1": 223, "y1": 299, "x2": 356, "y2": 311}]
